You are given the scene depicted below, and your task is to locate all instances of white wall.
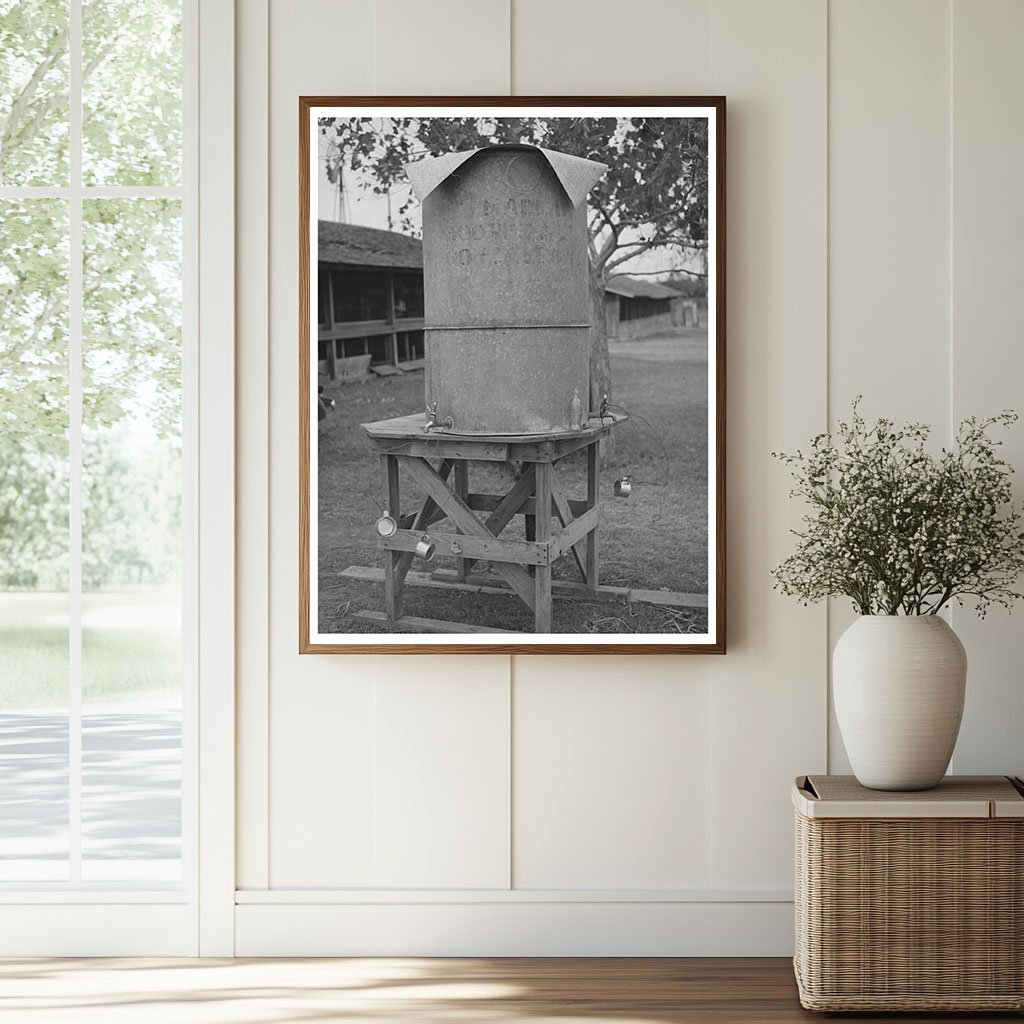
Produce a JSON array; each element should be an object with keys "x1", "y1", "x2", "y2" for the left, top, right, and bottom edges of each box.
[{"x1": 233, "y1": 0, "x2": 1024, "y2": 955}]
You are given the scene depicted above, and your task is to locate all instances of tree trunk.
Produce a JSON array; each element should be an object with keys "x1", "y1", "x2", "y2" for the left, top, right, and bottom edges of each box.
[
  {"x1": 588, "y1": 263, "x2": 615, "y2": 464},
  {"x1": 588, "y1": 263, "x2": 611, "y2": 413}
]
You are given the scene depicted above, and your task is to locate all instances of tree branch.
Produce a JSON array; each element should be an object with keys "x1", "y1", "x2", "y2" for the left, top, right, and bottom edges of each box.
[{"x1": 0, "y1": 27, "x2": 68, "y2": 181}]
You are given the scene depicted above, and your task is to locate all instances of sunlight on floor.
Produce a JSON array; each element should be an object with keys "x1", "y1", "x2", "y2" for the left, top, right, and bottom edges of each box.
[{"x1": 0, "y1": 958, "x2": 674, "y2": 1024}]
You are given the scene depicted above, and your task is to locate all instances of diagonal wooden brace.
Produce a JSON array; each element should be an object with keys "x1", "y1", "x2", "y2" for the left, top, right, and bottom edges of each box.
[
  {"x1": 396, "y1": 458, "x2": 453, "y2": 588},
  {"x1": 404, "y1": 458, "x2": 536, "y2": 612},
  {"x1": 463, "y1": 464, "x2": 536, "y2": 573},
  {"x1": 550, "y1": 466, "x2": 587, "y2": 580}
]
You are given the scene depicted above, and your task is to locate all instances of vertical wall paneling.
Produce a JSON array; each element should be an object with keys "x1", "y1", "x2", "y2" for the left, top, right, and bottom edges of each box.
[
  {"x1": 509, "y1": 0, "x2": 718, "y2": 897},
  {"x1": 197, "y1": 0, "x2": 236, "y2": 955},
  {"x1": 828, "y1": 0, "x2": 951, "y2": 422},
  {"x1": 949, "y1": 0, "x2": 1024, "y2": 777},
  {"x1": 270, "y1": 666, "x2": 379, "y2": 887},
  {"x1": 375, "y1": 0, "x2": 511, "y2": 95},
  {"x1": 236, "y1": 0, "x2": 270, "y2": 892},
  {"x1": 266, "y1": 0, "x2": 377, "y2": 888},
  {"x1": 374, "y1": 659, "x2": 511, "y2": 888},
  {"x1": 512, "y1": 0, "x2": 712, "y2": 95},
  {"x1": 827, "y1": 0, "x2": 952, "y2": 772},
  {"x1": 707, "y1": 0, "x2": 828, "y2": 889},
  {"x1": 231, "y1": 0, "x2": 1024, "y2": 954},
  {"x1": 513, "y1": 659, "x2": 713, "y2": 889},
  {"x1": 371, "y1": 1, "x2": 514, "y2": 893},
  {"x1": 267, "y1": 0, "x2": 515, "y2": 892}
]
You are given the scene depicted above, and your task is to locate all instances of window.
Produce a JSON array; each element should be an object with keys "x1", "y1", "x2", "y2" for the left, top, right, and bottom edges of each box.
[
  {"x1": 331, "y1": 268, "x2": 388, "y2": 323},
  {"x1": 0, "y1": 0, "x2": 191, "y2": 888},
  {"x1": 317, "y1": 267, "x2": 330, "y2": 328},
  {"x1": 393, "y1": 272, "x2": 424, "y2": 320}
]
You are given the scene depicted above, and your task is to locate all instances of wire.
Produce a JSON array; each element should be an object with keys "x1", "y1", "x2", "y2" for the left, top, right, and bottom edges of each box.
[{"x1": 603, "y1": 401, "x2": 674, "y2": 518}]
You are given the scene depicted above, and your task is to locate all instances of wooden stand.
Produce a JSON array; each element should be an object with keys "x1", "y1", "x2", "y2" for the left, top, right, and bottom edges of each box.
[{"x1": 357, "y1": 412, "x2": 624, "y2": 634}]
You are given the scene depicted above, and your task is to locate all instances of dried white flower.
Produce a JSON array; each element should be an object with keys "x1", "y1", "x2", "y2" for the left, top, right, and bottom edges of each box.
[{"x1": 772, "y1": 399, "x2": 1024, "y2": 617}]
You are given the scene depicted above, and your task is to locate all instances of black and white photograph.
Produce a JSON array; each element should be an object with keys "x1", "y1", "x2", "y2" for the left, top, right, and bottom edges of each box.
[{"x1": 300, "y1": 100, "x2": 725, "y2": 652}]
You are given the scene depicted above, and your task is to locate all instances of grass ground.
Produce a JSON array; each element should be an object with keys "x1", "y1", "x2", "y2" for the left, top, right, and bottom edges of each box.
[
  {"x1": 317, "y1": 326, "x2": 709, "y2": 635},
  {"x1": 0, "y1": 589, "x2": 180, "y2": 710}
]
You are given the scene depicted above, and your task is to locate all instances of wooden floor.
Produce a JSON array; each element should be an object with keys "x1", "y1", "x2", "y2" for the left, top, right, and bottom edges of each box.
[{"x1": 0, "y1": 957, "x2": 1019, "y2": 1023}]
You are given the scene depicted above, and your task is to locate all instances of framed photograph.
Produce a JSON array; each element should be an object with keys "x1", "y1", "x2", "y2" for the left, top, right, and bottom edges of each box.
[{"x1": 300, "y1": 96, "x2": 725, "y2": 653}]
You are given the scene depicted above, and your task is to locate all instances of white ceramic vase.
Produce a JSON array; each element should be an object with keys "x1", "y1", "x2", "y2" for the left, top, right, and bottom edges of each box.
[{"x1": 833, "y1": 615, "x2": 967, "y2": 791}]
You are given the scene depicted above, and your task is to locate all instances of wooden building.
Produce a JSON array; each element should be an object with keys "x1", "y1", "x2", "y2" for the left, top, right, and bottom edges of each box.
[
  {"x1": 604, "y1": 275, "x2": 703, "y2": 341},
  {"x1": 318, "y1": 221, "x2": 425, "y2": 379}
]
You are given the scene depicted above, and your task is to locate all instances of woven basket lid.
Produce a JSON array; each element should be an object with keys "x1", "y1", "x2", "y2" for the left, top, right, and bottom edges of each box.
[{"x1": 793, "y1": 774, "x2": 1024, "y2": 819}]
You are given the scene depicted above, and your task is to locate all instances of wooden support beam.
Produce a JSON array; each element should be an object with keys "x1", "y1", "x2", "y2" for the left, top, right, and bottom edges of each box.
[
  {"x1": 382, "y1": 454, "x2": 401, "y2": 620},
  {"x1": 398, "y1": 505, "x2": 447, "y2": 531},
  {"x1": 466, "y1": 492, "x2": 588, "y2": 517},
  {"x1": 533, "y1": 462, "x2": 553, "y2": 632},
  {"x1": 549, "y1": 433, "x2": 601, "y2": 461},
  {"x1": 325, "y1": 317, "x2": 425, "y2": 340},
  {"x1": 427, "y1": 569, "x2": 709, "y2": 609},
  {"x1": 395, "y1": 459, "x2": 453, "y2": 588},
  {"x1": 381, "y1": 528, "x2": 549, "y2": 566},
  {"x1": 342, "y1": 566, "x2": 709, "y2": 611},
  {"x1": 385, "y1": 272, "x2": 399, "y2": 367},
  {"x1": 486, "y1": 467, "x2": 536, "y2": 533},
  {"x1": 549, "y1": 468, "x2": 587, "y2": 580},
  {"x1": 352, "y1": 610, "x2": 516, "y2": 634},
  {"x1": 343, "y1": 566, "x2": 509, "y2": 596},
  {"x1": 326, "y1": 271, "x2": 337, "y2": 380},
  {"x1": 366, "y1": 438, "x2": 511, "y2": 462},
  {"x1": 551, "y1": 506, "x2": 599, "y2": 561},
  {"x1": 454, "y1": 461, "x2": 470, "y2": 581},
  {"x1": 404, "y1": 458, "x2": 537, "y2": 611},
  {"x1": 586, "y1": 440, "x2": 599, "y2": 591},
  {"x1": 508, "y1": 439, "x2": 555, "y2": 463},
  {"x1": 464, "y1": 465, "x2": 537, "y2": 573}
]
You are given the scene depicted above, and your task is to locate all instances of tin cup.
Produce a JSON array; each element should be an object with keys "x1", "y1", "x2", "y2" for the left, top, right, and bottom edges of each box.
[
  {"x1": 375, "y1": 511, "x2": 398, "y2": 538},
  {"x1": 613, "y1": 477, "x2": 633, "y2": 498}
]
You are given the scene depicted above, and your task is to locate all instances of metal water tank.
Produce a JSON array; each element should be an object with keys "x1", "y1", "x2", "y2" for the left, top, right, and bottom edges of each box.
[{"x1": 405, "y1": 145, "x2": 606, "y2": 435}]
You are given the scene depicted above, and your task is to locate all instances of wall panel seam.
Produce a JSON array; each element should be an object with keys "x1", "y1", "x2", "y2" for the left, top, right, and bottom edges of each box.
[{"x1": 236, "y1": 0, "x2": 271, "y2": 893}]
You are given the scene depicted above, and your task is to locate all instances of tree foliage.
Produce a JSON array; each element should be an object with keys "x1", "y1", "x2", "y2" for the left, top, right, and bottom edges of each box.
[
  {"x1": 81, "y1": 0, "x2": 181, "y2": 186},
  {"x1": 0, "y1": 0, "x2": 69, "y2": 186},
  {"x1": 320, "y1": 115, "x2": 709, "y2": 406},
  {"x1": 321, "y1": 115, "x2": 708, "y2": 280},
  {"x1": 0, "y1": 0, "x2": 183, "y2": 589}
]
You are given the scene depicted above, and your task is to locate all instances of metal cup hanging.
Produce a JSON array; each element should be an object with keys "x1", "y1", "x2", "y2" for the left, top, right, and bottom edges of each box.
[
  {"x1": 375, "y1": 510, "x2": 398, "y2": 538},
  {"x1": 415, "y1": 535, "x2": 436, "y2": 562}
]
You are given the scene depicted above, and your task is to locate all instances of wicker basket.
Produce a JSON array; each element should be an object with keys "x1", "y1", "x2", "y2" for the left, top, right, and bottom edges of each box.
[{"x1": 793, "y1": 775, "x2": 1024, "y2": 1012}]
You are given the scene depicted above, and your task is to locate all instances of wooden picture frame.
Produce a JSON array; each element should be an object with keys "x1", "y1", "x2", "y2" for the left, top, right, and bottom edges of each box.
[{"x1": 300, "y1": 97, "x2": 726, "y2": 653}]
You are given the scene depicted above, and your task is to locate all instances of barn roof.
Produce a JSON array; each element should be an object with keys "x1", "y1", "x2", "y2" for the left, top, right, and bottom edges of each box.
[
  {"x1": 605, "y1": 275, "x2": 682, "y2": 301},
  {"x1": 318, "y1": 221, "x2": 423, "y2": 270}
]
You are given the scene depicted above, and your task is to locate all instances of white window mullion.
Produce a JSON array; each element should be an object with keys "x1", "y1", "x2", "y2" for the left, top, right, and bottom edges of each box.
[
  {"x1": 67, "y1": 0, "x2": 83, "y2": 885},
  {"x1": 0, "y1": 187, "x2": 69, "y2": 199},
  {"x1": 0, "y1": 186, "x2": 183, "y2": 200},
  {"x1": 181, "y1": 0, "x2": 200, "y2": 913}
]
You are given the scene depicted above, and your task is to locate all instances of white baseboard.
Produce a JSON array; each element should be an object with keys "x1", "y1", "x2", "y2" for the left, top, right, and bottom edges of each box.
[
  {"x1": 0, "y1": 904, "x2": 196, "y2": 956},
  {"x1": 235, "y1": 897, "x2": 795, "y2": 957}
]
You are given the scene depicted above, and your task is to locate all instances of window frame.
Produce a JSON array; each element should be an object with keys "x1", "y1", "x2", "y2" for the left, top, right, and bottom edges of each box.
[{"x1": 0, "y1": 0, "x2": 237, "y2": 956}]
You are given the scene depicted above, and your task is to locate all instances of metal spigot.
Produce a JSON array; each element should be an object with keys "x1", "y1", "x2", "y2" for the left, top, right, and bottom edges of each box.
[{"x1": 424, "y1": 401, "x2": 454, "y2": 432}]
